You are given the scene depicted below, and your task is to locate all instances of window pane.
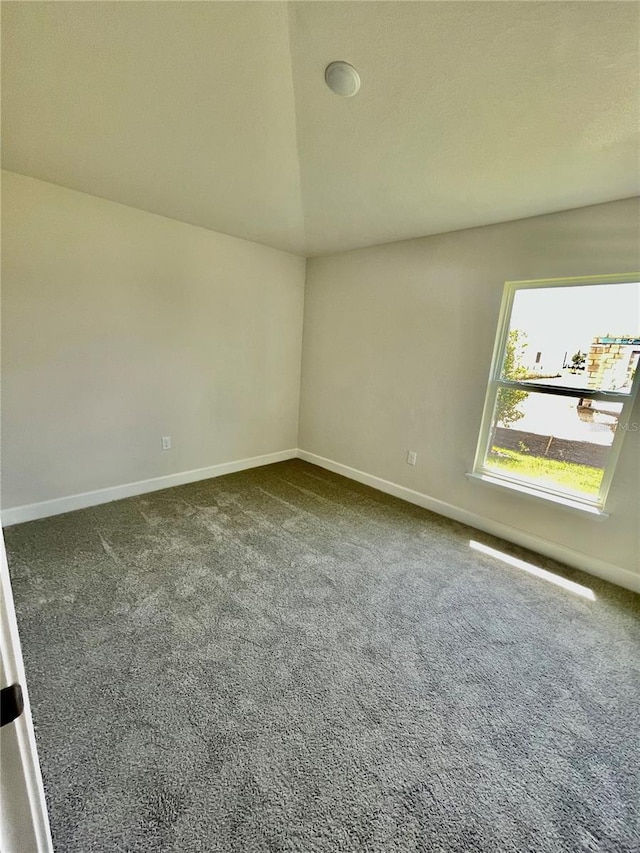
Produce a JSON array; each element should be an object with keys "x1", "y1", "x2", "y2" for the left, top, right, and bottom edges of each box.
[
  {"x1": 500, "y1": 282, "x2": 640, "y2": 394},
  {"x1": 484, "y1": 388, "x2": 622, "y2": 499}
]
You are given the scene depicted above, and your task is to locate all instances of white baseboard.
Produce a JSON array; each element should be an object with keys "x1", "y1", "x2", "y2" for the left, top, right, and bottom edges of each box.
[
  {"x1": 3, "y1": 446, "x2": 637, "y2": 594},
  {"x1": 1, "y1": 449, "x2": 297, "y2": 527},
  {"x1": 297, "y1": 449, "x2": 640, "y2": 594}
]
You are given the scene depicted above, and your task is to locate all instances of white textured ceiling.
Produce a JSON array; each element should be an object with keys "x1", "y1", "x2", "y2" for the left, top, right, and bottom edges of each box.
[
  {"x1": 3, "y1": 2, "x2": 639, "y2": 256},
  {"x1": 1, "y1": 2, "x2": 305, "y2": 253}
]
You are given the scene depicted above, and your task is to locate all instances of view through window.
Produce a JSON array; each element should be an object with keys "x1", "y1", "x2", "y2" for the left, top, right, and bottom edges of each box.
[{"x1": 474, "y1": 276, "x2": 640, "y2": 508}]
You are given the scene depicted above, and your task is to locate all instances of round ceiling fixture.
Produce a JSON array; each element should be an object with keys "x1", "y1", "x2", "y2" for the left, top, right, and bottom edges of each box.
[{"x1": 324, "y1": 61, "x2": 360, "y2": 97}]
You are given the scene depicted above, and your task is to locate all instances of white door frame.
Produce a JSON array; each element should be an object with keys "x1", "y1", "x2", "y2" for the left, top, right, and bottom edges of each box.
[{"x1": 0, "y1": 527, "x2": 53, "y2": 853}]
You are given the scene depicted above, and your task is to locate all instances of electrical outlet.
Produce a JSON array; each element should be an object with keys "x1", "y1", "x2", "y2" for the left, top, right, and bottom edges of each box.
[
  {"x1": 407, "y1": 450, "x2": 417, "y2": 466},
  {"x1": 161, "y1": 436, "x2": 172, "y2": 451}
]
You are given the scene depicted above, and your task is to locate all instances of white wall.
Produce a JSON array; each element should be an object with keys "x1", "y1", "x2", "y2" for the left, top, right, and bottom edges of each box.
[
  {"x1": 299, "y1": 198, "x2": 640, "y2": 582},
  {"x1": 2, "y1": 173, "x2": 638, "y2": 587},
  {"x1": 1, "y1": 171, "x2": 305, "y2": 509}
]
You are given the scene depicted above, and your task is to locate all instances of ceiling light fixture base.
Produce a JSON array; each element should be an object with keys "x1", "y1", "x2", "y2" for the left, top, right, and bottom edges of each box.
[{"x1": 325, "y1": 61, "x2": 361, "y2": 97}]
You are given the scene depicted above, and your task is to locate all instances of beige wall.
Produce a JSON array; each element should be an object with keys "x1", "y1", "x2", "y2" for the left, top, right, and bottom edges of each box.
[
  {"x1": 299, "y1": 198, "x2": 640, "y2": 578},
  {"x1": 1, "y1": 172, "x2": 305, "y2": 508}
]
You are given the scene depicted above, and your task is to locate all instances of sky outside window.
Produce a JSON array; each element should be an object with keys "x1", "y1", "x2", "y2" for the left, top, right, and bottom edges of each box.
[{"x1": 507, "y1": 282, "x2": 640, "y2": 370}]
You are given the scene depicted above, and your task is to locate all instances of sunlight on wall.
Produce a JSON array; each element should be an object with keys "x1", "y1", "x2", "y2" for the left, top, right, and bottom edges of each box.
[{"x1": 469, "y1": 540, "x2": 596, "y2": 601}]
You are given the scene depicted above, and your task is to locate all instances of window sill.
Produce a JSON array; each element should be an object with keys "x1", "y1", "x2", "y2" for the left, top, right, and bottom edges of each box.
[{"x1": 465, "y1": 472, "x2": 610, "y2": 519}]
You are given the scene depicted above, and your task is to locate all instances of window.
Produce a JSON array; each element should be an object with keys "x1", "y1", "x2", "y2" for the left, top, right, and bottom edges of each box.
[{"x1": 472, "y1": 274, "x2": 640, "y2": 512}]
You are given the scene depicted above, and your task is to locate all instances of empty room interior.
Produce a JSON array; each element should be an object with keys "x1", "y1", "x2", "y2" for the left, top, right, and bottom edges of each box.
[{"x1": 1, "y1": 2, "x2": 639, "y2": 852}]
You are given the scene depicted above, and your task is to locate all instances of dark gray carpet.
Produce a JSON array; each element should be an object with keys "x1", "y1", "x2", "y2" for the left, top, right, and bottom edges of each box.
[{"x1": 5, "y1": 459, "x2": 640, "y2": 853}]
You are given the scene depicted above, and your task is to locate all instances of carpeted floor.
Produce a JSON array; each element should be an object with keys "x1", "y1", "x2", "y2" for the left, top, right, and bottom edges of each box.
[{"x1": 5, "y1": 459, "x2": 640, "y2": 853}]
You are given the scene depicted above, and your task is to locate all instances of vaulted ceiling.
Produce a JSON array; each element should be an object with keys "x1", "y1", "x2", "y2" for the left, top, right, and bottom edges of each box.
[{"x1": 3, "y1": 2, "x2": 639, "y2": 256}]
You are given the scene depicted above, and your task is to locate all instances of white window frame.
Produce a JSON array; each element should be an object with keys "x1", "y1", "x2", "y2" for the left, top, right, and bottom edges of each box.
[{"x1": 472, "y1": 273, "x2": 640, "y2": 514}]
